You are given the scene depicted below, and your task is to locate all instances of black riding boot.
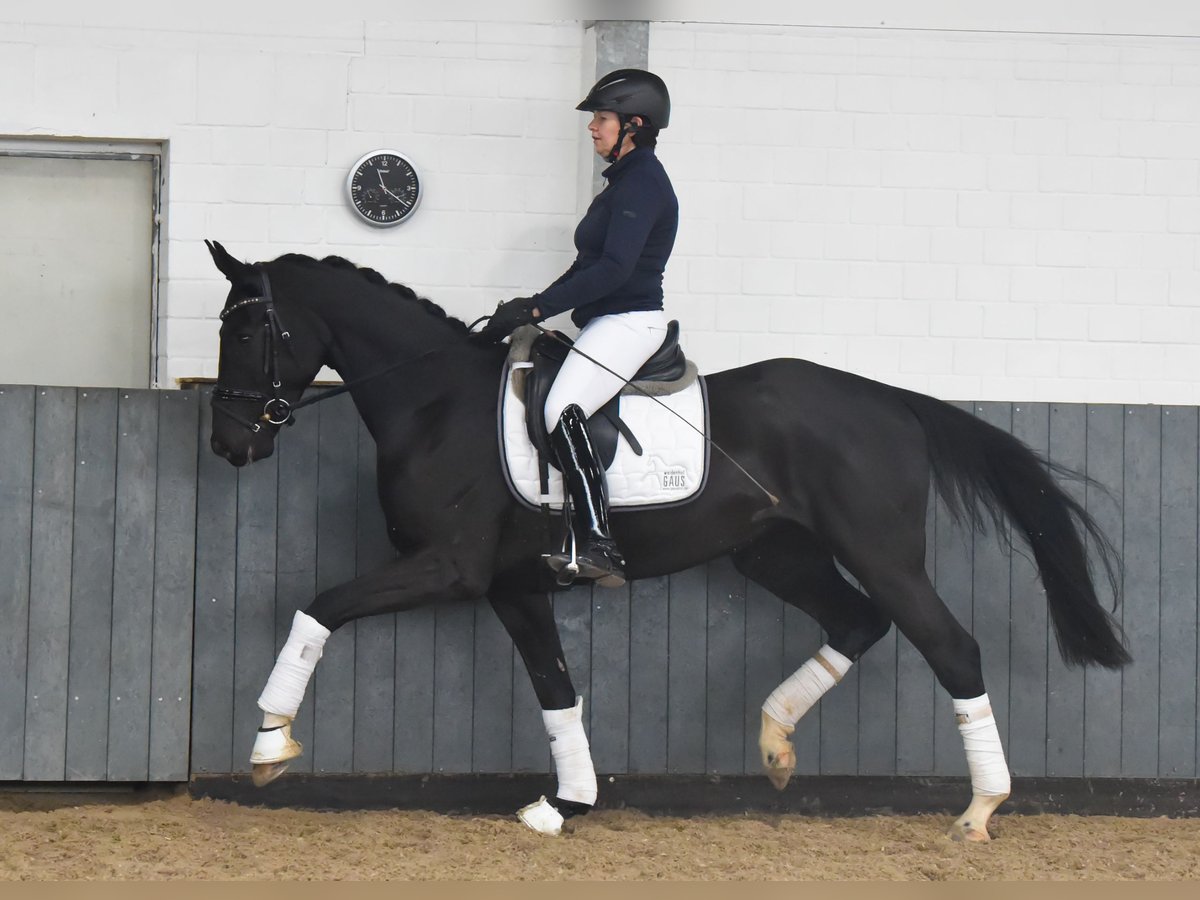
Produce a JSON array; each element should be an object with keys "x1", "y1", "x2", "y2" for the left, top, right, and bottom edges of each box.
[{"x1": 545, "y1": 404, "x2": 626, "y2": 588}]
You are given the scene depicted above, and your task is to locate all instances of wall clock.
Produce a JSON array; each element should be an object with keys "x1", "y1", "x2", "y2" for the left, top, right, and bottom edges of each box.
[{"x1": 346, "y1": 150, "x2": 422, "y2": 227}]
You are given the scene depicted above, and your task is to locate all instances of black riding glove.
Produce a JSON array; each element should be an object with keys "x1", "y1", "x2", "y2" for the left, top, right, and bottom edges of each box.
[{"x1": 474, "y1": 297, "x2": 540, "y2": 344}]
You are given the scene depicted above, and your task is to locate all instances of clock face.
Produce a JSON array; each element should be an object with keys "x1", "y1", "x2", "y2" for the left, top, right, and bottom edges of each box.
[{"x1": 346, "y1": 151, "x2": 421, "y2": 227}]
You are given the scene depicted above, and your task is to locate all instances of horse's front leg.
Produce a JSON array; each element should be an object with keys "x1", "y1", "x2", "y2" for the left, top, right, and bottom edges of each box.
[
  {"x1": 250, "y1": 546, "x2": 491, "y2": 787},
  {"x1": 489, "y1": 587, "x2": 595, "y2": 837}
]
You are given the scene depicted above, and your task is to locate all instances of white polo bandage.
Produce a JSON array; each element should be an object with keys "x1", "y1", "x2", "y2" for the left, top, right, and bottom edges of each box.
[
  {"x1": 762, "y1": 645, "x2": 853, "y2": 727},
  {"x1": 953, "y1": 693, "x2": 1011, "y2": 797},
  {"x1": 257, "y1": 611, "x2": 331, "y2": 718},
  {"x1": 543, "y1": 696, "x2": 597, "y2": 807}
]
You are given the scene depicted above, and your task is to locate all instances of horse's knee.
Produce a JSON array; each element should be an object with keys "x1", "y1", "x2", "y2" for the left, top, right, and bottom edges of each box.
[{"x1": 826, "y1": 605, "x2": 892, "y2": 661}]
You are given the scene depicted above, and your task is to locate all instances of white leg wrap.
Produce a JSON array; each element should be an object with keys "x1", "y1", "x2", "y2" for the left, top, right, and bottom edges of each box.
[
  {"x1": 762, "y1": 644, "x2": 853, "y2": 726},
  {"x1": 257, "y1": 611, "x2": 331, "y2": 718},
  {"x1": 954, "y1": 693, "x2": 1011, "y2": 797},
  {"x1": 543, "y1": 696, "x2": 597, "y2": 807}
]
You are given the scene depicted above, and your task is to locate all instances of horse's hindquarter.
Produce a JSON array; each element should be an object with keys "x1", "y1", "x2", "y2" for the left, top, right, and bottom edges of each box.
[{"x1": 614, "y1": 359, "x2": 934, "y2": 576}]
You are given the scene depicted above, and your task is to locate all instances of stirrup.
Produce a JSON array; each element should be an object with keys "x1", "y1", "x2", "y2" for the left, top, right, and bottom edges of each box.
[{"x1": 545, "y1": 541, "x2": 626, "y2": 588}]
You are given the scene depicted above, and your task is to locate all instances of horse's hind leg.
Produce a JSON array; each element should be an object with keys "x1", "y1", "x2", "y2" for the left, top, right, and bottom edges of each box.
[
  {"x1": 732, "y1": 525, "x2": 893, "y2": 791},
  {"x1": 848, "y1": 557, "x2": 1010, "y2": 842},
  {"x1": 488, "y1": 586, "x2": 594, "y2": 837}
]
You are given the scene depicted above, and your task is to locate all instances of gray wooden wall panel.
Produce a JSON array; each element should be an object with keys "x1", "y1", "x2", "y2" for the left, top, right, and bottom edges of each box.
[
  {"x1": 705, "y1": 557, "x2": 745, "y2": 774},
  {"x1": 4, "y1": 391, "x2": 1200, "y2": 785},
  {"x1": 1084, "y1": 405, "x2": 1124, "y2": 777},
  {"x1": 1159, "y1": 407, "x2": 1198, "y2": 777},
  {"x1": 1045, "y1": 403, "x2": 1087, "y2": 777},
  {"x1": 1121, "y1": 407, "x2": 1161, "y2": 777},
  {"x1": 149, "y1": 391, "x2": 198, "y2": 780},
  {"x1": 65, "y1": 389, "x2": 117, "y2": 781},
  {"x1": 190, "y1": 392, "x2": 237, "y2": 775},
  {"x1": 590, "y1": 582, "x2": 631, "y2": 774},
  {"x1": 24, "y1": 387, "x2": 77, "y2": 781},
  {"x1": 110, "y1": 391, "x2": 162, "y2": 781},
  {"x1": 0, "y1": 385, "x2": 35, "y2": 779},
  {"x1": 627, "y1": 576, "x2": 668, "y2": 773}
]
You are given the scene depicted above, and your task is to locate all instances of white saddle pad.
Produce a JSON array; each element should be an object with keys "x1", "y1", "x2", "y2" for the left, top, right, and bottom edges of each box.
[{"x1": 498, "y1": 362, "x2": 709, "y2": 511}]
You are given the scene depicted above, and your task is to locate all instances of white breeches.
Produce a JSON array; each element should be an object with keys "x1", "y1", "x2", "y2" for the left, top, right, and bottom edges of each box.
[{"x1": 543, "y1": 309, "x2": 669, "y2": 431}]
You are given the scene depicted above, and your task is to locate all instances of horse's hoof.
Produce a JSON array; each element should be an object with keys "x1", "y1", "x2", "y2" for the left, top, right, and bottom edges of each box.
[
  {"x1": 764, "y1": 762, "x2": 795, "y2": 791},
  {"x1": 517, "y1": 796, "x2": 564, "y2": 836},
  {"x1": 948, "y1": 824, "x2": 991, "y2": 842},
  {"x1": 251, "y1": 761, "x2": 290, "y2": 788}
]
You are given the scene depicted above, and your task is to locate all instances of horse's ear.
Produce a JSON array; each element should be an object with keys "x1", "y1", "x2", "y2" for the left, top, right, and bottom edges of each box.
[{"x1": 205, "y1": 239, "x2": 249, "y2": 282}]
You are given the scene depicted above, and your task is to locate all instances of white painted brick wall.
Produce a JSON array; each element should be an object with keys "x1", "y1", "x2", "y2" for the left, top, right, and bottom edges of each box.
[
  {"x1": 4, "y1": 12, "x2": 1199, "y2": 403},
  {"x1": 654, "y1": 22, "x2": 1200, "y2": 402},
  {"x1": 2, "y1": 17, "x2": 582, "y2": 386}
]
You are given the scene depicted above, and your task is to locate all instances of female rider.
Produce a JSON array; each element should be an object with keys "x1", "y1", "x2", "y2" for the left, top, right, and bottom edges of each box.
[{"x1": 478, "y1": 68, "x2": 679, "y2": 589}]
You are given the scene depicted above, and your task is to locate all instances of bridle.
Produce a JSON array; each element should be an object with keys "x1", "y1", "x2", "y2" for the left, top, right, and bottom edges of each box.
[{"x1": 212, "y1": 267, "x2": 297, "y2": 434}]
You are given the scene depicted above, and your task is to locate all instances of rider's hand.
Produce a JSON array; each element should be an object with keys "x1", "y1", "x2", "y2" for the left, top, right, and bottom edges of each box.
[{"x1": 472, "y1": 297, "x2": 540, "y2": 344}]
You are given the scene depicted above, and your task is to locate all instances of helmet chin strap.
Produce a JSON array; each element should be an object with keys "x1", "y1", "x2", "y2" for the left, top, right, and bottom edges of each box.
[{"x1": 606, "y1": 115, "x2": 635, "y2": 163}]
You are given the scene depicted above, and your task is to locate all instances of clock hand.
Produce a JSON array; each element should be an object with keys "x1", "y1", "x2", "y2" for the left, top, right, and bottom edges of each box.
[{"x1": 376, "y1": 170, "x2": 404, "y2": 202}]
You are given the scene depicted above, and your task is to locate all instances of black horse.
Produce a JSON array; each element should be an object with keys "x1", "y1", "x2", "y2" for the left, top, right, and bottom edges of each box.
[{"x1": 205, "y1": 240, "x2": 1129, "y2": 841}]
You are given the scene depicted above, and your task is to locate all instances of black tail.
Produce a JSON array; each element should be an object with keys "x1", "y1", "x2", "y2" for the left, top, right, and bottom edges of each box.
[{"x1": 899, "y1": 391, "x2": 1130, "y2": 669}]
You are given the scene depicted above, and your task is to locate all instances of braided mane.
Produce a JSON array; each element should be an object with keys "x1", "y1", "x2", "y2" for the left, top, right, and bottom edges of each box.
[{"x1": 273, "y1": 253, "x2": 468, "y2": 333}]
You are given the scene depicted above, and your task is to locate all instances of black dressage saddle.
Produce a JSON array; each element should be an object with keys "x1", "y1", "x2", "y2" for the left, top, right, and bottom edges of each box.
[{"x1": 523, "y1": 320, "x2": 688, "y2": 473}]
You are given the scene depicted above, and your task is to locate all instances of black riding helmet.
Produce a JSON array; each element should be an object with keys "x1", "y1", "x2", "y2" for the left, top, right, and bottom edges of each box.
[{"x1": 576, "y1": 68, "x2": 671, "y2": 128}]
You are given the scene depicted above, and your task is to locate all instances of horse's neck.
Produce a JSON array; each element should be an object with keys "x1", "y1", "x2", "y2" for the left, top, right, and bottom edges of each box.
[{"x1": 312, "y1": 297, "x2": 477, "y2": 446}]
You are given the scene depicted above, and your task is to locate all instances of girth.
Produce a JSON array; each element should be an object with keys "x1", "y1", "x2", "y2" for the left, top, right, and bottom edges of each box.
[{"x1": 524, "y1": 320, "x2": 688, "y2": 473}]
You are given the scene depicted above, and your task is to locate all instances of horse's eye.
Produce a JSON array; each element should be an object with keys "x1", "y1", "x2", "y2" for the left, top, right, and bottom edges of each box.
[{"x1": 237, "y1": 334, "x2": 252, "y2": 344}]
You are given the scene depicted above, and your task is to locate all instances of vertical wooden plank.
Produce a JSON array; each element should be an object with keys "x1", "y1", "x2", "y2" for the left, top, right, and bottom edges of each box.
[
  {"x1": 972, "y1": 403, "x2": 1013, "y2": 760},
  {"x1": 704, "y1": 557, "x2": 745, "y2": 775},
  {"x1": 432, "y1": 600, "x2": 474, "y2": 773},
  {"x1": 312, "y1": 394, "x2": 358, "y2": 773},
  {"x1": 932, "y1": 401, "x2": 974, "y2": 776},
  {"x1": 149, "y1": 390, "x2": 199, "y2": 780},
  {"x1": 743, "y1": 579, "x2": 784, "y2": 775},
  {"x1": 555, "y1": 584, "x2": 593, "y2": 731},
  {"x1": 667, "y1": 565, "x2": 707, "y2": 773},
  {"x1": 24, "y1": 387, "x2": 76, "y2": 781},
  {"x1": 1083, "y1": 404, "x2": 1123, "y2": 777},
  {"x1": 1045, "y1": 403, "x2": 1087, "y2": 777},
  {"x1": 189, "y1": 389, "x2": 237, "y2": 775},
  {"x1": 272, "y1": 391, "x2": 321, "y2": 774},
  {"x1": 628, "y1": 575, "x2": 669, "y2": 773},
  {"x1": 65, "y1": 389, "x2": 117, "y2": 781},
  {"x1": 857, "y1": 626, "x2": 897, "y2": 775},
  {"x1": 0, "y1": 385, "x2": 35, "y2": 779},
  {"x1": 352, "y1": 420, "x2": 395, "y2": 773},
  {"x1": 1159, "y1": 407, "x2": 1197, "y2": 777},
  {"x1": 393, "y1": 603, "x2": 436, "y2": 773},
  {"x1": 1120, "y1": 406, "x2": 1161, "y2": 776},
  {"x1": 783, "y1": 600, "x2": 823, "y2": 775},
  {"x1": 1009, "y1": 402, "x2": 1050, "y2": 777},
  {"x1": 472, "y1": 598, "x2": 513, "y2": 773},
  {"x1": 895, "y1": 497, "x2": 937, "y2": 775},
  {"x1": 590, "y1": 581, "x2": 630, "y2": 774},
  {"x1": 230, "y1": 437, "x2": 279, "y2": 774}
]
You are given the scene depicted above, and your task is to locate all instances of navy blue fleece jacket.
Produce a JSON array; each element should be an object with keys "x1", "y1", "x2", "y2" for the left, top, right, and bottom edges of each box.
[{"x1": 533, "y1": 147, "x2": 679, "y2": 328}]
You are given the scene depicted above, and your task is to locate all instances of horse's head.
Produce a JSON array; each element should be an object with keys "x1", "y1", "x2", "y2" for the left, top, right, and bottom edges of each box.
[{"x1": 206, "y1": 240, "x2": 327, "y2": 466}]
